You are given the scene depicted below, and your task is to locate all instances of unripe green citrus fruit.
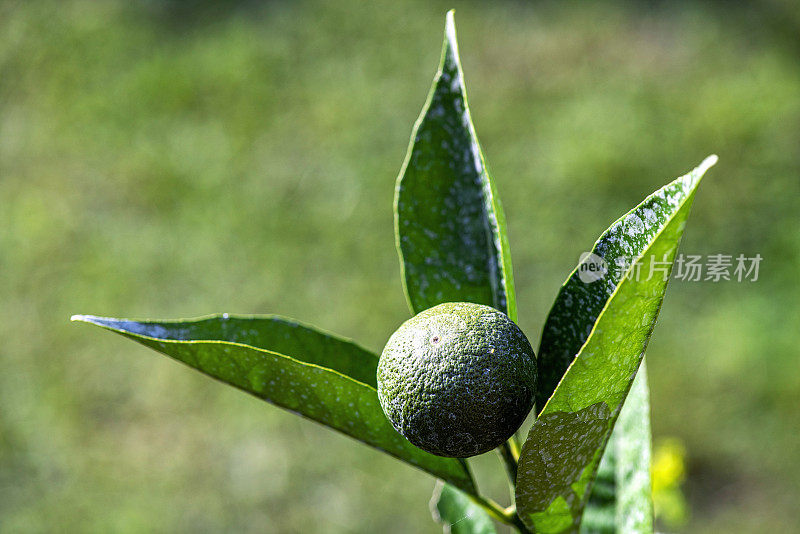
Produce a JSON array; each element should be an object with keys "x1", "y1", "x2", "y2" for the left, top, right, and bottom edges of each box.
[{"x1": 377, "y1": 302, "x2": 537, "y2": 458}]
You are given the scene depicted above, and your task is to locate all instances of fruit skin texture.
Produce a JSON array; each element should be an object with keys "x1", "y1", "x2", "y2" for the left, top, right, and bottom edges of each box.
[{"x1": 377, "y1": 302, "x2": 537, "y2": 458}]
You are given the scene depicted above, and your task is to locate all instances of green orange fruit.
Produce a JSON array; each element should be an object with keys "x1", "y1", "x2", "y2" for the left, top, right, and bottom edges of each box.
[{"x1": 377, "y1": 302, "x2": 537, "y2": 458}]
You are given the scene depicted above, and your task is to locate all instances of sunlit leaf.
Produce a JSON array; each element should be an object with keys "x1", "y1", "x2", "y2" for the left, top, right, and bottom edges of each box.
[
  {"x1": 580, "y1": 364, "x2": 652, "y2": 534},
  {"x1": 72, "y1": 314, "x2": 476, "y2": 493},
  {"x1": 608, "y1": 362, "x2": 653, "y2": 532},
  {"x1": 516, "y1": 156, "x2": 717, "y2": 533},
  {"x1": 395, "y1": 10, "x2": 516, "y2": 322},
  {"x1": 393, "y1": 10, "x2": 521, "y2": 525}
]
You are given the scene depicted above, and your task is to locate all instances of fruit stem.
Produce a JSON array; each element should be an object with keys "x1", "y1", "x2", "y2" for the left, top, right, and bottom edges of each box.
[
  {"x1": 468, "y1": 494, "x2": 519, "y2": 527},
  {"x1": 507, "y1": 434, "x2": 521, "y2": 459},
  {"x1": 498, "y1": 440, "x2": 519, "y2": 487},
  {"x1": 505, "y1": 504, "x2": 532, "y2": 533},
  {"x1": 467, "y1": 492, "x2": 531, "y2": 533}
]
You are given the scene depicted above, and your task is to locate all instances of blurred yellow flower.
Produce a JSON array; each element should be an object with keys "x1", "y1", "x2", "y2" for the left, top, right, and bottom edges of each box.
[{"x1": 652, "y1": 438, "x2": 689, "y2": 528}]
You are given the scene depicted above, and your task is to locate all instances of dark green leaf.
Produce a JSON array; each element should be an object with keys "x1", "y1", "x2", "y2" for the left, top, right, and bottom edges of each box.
[
  {"x1": 393, "y1": 11, "x2": 521, "y2": 526},
  {"x1": 74, "y1": 313, "x2": 380, "y2": 387},
  {"x1": 72, "y1": 314, "x2": 476, "y2": 493},
  {"x1": 395, "y1": 10, "x2": 516, "y2": 321},
  {"x1": 580, "y1": 363, "x2": 652, "y2": 534},
  {"x1": 516, "y1": 156, "x2": 716, "y2": 533},
  {"x1": 431, "y1": 481, "x2": 498, "y2": 534},
  {"x1": 535, "y1": 155, "x2": 713, "y2": 407}
]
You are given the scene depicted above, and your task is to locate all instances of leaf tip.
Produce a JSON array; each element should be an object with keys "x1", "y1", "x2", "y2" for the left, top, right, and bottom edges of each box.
[
  {"x1": 71, "y1": 314, "x2": 111, "y2": 328},
  {"x1": 699, "y1": 154, "x2": 718, "y2": 175},
  {"x1": 682, "y1": 154, "x2": 718, "y2": 191},
  {"x1": 445, "y1": 10, "x2": 457, "y2": 49}
]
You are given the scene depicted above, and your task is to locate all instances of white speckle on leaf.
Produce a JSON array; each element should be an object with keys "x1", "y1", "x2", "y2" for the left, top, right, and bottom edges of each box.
[{"x1": 625, "y1": 213, "x2": 644, "y2": 236}]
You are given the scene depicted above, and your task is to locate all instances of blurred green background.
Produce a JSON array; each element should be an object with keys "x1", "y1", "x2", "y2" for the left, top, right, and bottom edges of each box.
[{"x1": 2, "y1": 0, "x2": 798, "y2": 532}]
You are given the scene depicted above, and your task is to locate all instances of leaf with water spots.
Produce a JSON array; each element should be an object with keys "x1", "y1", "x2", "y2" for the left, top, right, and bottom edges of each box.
[
  {"x1": 393, "y1": 11, "x2": 519, "y2": 528},
  {"x1": 394, "y1": 10, "x2": 516, "y2": 322},
  {"x1": 580, "y1": 364, "x2": 652, "y2": 534},
  {"x1": 606, "y1": 362, "x2": 653, "y2": 532},
  {"x1": 516, "y1": 156, "x2": 717, "y2": 533},
  {"x1": 71, "y1": 314, "x2": 476, "y2": 493},
  {"x1": 431, "y1": 481, "x2": 498, "y2": 534}
]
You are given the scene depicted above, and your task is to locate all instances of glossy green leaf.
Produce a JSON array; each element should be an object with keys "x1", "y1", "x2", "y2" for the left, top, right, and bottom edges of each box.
[
  {"x1": 580, "y1": 363, "x2": 652, "y2": 534},
  {"x1": 609, "y1": 362, "x2": 653, "y2": 532},
  {"x1": 516, "y1": 156, "x2": 717, "y2": 533},
  {"x1": 535, "y1": 155, "x2": 711, "y2": 406},
  {"x1": 580, "y1": 441, "x2": 615, "y2": 534},
  {"x1": 431, "y1": 481, "x2": 498, "y2": 534},
  {"x1": 75, "y1": 313, "x2": 380, "y2": 386},
  {"x1": 71, "y1": 314, "x2": 476, "y2": 493},
  {"x1": 395, "y1": 10, "x2": 516, "y2": 322},
  {"x1": 393, "y1": 11, "x2": 521, "y2": 528}
]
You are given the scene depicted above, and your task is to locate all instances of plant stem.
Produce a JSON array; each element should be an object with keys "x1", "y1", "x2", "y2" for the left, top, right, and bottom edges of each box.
[
  {"x1": 507, "y1": 434, "x2": 521, "y2": 459},
  {"x1": 473, "y1": 437, "x2": 526, "y2": 531},
  {"x1": 467, "y1": 495, "x2": 530, "y2": 533},
  {"x1": 498, "y1": 439, "x2": 519, "y2": 487},
  {"x1": 507, "y1": 506, "x2": 531, "y2": 533},
  {"x1": 467, "y1": 494, "x2": 514, "y2": 524}
]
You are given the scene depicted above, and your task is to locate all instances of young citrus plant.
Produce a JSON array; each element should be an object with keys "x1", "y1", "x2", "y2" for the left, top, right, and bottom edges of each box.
[{"x1": 73, "y1": 11, "x2": 716, "y2": 533}]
